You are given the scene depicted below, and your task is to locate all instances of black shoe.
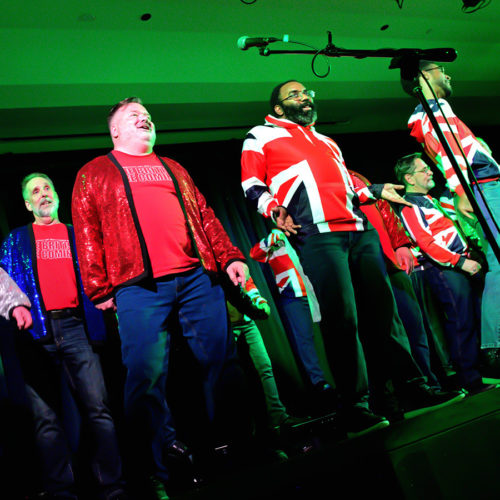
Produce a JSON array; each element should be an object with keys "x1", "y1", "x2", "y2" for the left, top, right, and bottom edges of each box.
[
  {"x1": 341, "y1": 408, "x2": 390, "y2": 439},
  {"x1": 278, "y1": 414, "x2": 312, "y2": 429},
  {"x1": 164, "y1": 441, "x2": 204, "y2": 489},
  {"x1": 148, "y1": 476, "x2": 170, "y2": 500},
  {"x1": 403, "y1": 384, "x2": 465, "y2": 418},
  {"x1": 465, "y1": 380, "x2": 500, "y2": 396},
  {"x1": 371, "y1": 393, "x2": 404, "y2": 423},
  {"x1": 481, "y1": 348, "x2": 500, "y2": 378}
]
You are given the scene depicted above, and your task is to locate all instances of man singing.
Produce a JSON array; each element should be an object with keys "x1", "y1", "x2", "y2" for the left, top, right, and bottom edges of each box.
[{"x1": 72, "y1": 97, "x2": 247, "y2": 498}]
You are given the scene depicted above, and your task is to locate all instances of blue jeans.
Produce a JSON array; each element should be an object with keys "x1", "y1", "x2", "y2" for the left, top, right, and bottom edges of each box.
[
  {"x1": 469, "y1": 181, "x2": 500, "y2": 348},
  {"x1": 26, "y1": 315, "x2": 122, "y2": 498},
  {"x1": 115, "y1": 267, "x2": 230, "y2": 481},
  {"x1": 389, "y1": 270, "x2": 440, "y2": 389},
  {"x1": 277, "y1": 295, "x2": 327, "y2": 386},
  {"x1": 411, "y1": 266, "x2": 481, "y2": 387}
]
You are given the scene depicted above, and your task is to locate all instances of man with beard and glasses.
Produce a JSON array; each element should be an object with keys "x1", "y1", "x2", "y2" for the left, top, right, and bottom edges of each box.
[
  {"x1": 241, "y1": 80, "x2": 464, "y2": 437},
  {"x1": 0, "y1": 173, "x2": 126, "y2": 500},
  {"x1": 406, "y1": 61, "x2": 500, "y2": 375}
]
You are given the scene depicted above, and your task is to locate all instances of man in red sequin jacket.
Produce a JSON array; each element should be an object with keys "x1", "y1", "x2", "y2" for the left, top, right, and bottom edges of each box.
[{"x1": 72, "y1": 97, "x2": 247, "y2": 490}]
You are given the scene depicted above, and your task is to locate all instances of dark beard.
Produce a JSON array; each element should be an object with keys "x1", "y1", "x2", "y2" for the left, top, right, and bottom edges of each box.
[{"x1": 282, "y1": 101, "x2": 317, "y2": 126}]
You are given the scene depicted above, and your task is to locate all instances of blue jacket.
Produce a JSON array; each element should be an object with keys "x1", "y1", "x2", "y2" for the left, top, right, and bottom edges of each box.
[{"x1": 0, "y1": 224, "x2": 106, "y2": 343}]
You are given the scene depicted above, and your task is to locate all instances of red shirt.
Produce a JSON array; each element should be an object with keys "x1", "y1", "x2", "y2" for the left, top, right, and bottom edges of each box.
[
  {"x1": 33, "y1": 223, "x2": 79, "y2": 311},
  {"x1": 112, "y1": 151, "x2": 199, "y2": 277}
]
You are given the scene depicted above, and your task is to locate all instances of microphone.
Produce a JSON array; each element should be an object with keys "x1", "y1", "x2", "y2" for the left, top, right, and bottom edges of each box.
[
  {"x1": 411, "y1": 48, "x2": 457, "y2": 62},
  {"x1": 237, "y1": 35, "x2": 289, "y2": 51}
]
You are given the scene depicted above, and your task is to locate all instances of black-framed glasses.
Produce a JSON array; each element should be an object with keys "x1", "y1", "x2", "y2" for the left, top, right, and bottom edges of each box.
[
  {"x1": 423, "y1": 66, "x2": 445, "y2": 73},
  {"x1": 280, "y1": 89, "x2": 315, "y2": 103}
]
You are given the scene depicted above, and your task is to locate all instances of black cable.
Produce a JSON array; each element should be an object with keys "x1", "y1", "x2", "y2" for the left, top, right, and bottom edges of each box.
[{"x1": 264, "y1": 39, "x2": 331, "y2": 78}]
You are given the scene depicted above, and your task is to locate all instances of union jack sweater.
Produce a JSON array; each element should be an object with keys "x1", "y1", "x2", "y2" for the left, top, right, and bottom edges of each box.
[
  {"x1": 241, "y1": 115, "x2": 382, "y2": 243},
  {"x1": 249, "y1": 229, "x2": 307, "y2": 298},
  {"x1": 408, "y1": 99, "x2": 499, "y2": 197},
  {"x1": 398, "y1": 192, "x2": 468, "y2": 268}
]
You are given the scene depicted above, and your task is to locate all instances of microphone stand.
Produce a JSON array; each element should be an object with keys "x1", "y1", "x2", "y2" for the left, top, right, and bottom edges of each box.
[
  {"x1": 395, "y1": 57, "x2": 500, "y2": 265},
  {"x1": 256, "y1": 32, "x2": 500, "y2": 264},
  {"x1": 258, "y1": 31, "x2": 456, "y2": 61}
]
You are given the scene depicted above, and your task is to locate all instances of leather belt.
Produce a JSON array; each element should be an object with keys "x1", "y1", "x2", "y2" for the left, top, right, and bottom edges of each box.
[{"x1": 47, "y1": 308, "x2": 81, "y2": 320}]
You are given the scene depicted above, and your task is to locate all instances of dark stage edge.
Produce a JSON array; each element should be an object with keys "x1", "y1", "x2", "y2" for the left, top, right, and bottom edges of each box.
[{"x1": 170, "y1": 388, "x2": 500, "y2": 500}]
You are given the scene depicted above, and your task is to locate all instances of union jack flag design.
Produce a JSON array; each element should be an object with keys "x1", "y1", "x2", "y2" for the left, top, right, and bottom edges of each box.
[
  {"x1": 398, "y1": 192, "x2": 468, "y2": 267},
  {"x1": 408, "y1": 99, "x2": 499, "y2": 197},
  {"x1": 241, "y1": 115, "x2": 380, "y2": 243}
]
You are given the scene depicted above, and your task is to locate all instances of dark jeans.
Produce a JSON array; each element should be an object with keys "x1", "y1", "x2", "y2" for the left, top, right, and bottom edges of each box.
[
  {"x1": 115, "y1": 267, "x2": 230, "y2": 481},
  {"x1": 390, "y1": 270, "x2": 440, "y2": 389},
  {"x1": 411, "y1": 266, "x2": 481, "y2": 387},
  {"x1": 298, "y1": 230, "x2": 424, "y2": 412},
  {"x1": 278, "y1": 295, "x2": 327, "y2": 386},
  {"x1": 24, "y1": 315, "x2": 122, "y2": 498},
  {"x1": 233, "y1": 319, "x2": 287, "y2": 427}
]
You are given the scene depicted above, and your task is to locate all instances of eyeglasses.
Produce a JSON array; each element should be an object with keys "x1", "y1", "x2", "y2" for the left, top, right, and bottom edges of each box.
[
  {"x1": 423, "y1": 66, "x2": 445, "y2": 73},
  {"x1": 411, "y1": 166, "x2": 432, "y2": 174},
  {"x1": 280, "y1": 89, "x2": 315, "y2": 103}
]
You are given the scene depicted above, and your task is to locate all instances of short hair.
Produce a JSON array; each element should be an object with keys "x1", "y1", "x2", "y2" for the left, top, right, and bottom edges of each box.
[
  {"x1": 107, "y1": 96, "x2": 143, "y2": 128},
  {"x1": 401, "y1": 60, "x2": 438, "y2": 97},
  {"x1": 269, "y1": 80, "x2": 297, "y2": 116},
  {"x1": 21, "y1": 173, "x2": 55, "y2": 200},
  {"x1": 394, "y1": 152, "x2": 423, "y2": 184}
]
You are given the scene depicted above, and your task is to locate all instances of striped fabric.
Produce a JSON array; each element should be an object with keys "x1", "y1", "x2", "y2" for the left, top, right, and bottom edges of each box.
[
  {"x1": 408, "y1": 99, "x2": 499, "y2": 197},
  {"x1": 250, "y1": 230, "x2": 307, "y2": 298},
  {"x1": 398, "y1": 192, "x2": 468, "y2": 267},
  {"x1": 241, "y1": 115, "x2": 380, "y2": 242}
]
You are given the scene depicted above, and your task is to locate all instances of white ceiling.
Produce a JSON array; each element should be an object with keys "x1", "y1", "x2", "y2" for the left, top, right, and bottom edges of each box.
[{"x1": 1, "y1": 0, "x2": 499, "y2": 154}]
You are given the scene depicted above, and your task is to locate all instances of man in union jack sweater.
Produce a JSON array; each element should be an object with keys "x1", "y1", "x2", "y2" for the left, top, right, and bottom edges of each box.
[
  {"x1": 241, "y1": 80, "x2": 460, "y2": 437},
  {"x1": 394, "y1": 152, "x2": 495, "y2": 394},
  {"x1": 407, "y1": 60, "x2": 500, "y2": 365}
]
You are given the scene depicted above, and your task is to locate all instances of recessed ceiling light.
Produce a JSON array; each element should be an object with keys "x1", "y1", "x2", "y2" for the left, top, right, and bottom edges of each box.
[
  {"x1": 141, "y1": 13, "x2": 152, "y2": 21},
  {"x1": 78, "y1": 13, "x2": 95, "y2": 22}
]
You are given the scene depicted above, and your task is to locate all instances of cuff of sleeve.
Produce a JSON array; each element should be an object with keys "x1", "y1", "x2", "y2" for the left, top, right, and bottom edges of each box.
[
  {"x1": 267, "y1": 201, "x2": 280, "y2": 221},
  {"x1": 223, "y1": 258, "x2": 246, "y2": 272},
  {"x1": 369, "y1": 184, "x2": 384, "y2": 200},
  {"x1": 94, "y1": 292, "x2": 115, "y2": 306},
  {"x1": 455, "y1": 255, "x2": 466, "y2": 268}
]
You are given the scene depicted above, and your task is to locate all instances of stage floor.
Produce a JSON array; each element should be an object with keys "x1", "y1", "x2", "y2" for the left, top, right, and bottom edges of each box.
[{"x1": 171, "y1": 384, "x2": 500, "y2": 500}]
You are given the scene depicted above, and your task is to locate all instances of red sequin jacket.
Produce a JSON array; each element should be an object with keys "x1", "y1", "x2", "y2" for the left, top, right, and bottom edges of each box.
[
  {"x1": 72, "y1": 153, "x2": 244, "y2": 304},
  {"x1": 349, "y1": 170, "x2": 411, "y2": 271}
]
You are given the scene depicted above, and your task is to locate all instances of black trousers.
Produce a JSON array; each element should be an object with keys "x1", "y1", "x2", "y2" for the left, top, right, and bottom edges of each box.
[{"x1": 298, "y1": 230, "x2": 424, "y2": 411}]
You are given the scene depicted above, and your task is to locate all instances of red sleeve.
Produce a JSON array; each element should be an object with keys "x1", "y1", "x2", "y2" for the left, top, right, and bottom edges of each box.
[
  {"x1": 249, "y1": 240, "x2": 268, "y2": 263},
  {"x1": 193, "y1": 181, "x2": 245, "y2": 271},
  {"x1": 241, "y1": 143, "x2": 279, "y2": 218},
  {"x1": 377, "y1": 199, "x2": 411, "y2": 250},
  {"x1": 71, "y1": 164, "x2": 114, "y2": 304}
]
